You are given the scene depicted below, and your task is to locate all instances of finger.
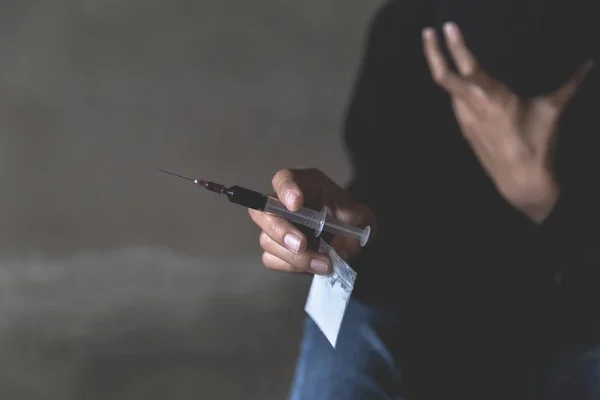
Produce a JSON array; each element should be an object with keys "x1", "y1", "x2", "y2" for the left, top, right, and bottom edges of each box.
[
  {"x1": 442, "y1": 23, "x2": 486, "y2": 84},
  {"x1": 261, "y1": 252, "x2": 299, "y2": 273},
  {"x1": 249, "y1": 208, "x2": 308, "y2": 253},
  {"x1": 443, "y1": 22, "x2": 478, "y2": 76},
  {"x1": 272, "y1": 169, "x2": 304, "y2": 211},
  {"x1": 422, "y1": 26, "x2": 468, "y2": 96},
  {"x1": 260, "y1": 232, "x2": 332, "y2": 274},
  {"x1": 329, "y1": 205, "x2": 371, "y2": 258},
  {"x1": 442, "y1": 22, "x2": 514, "y2": 104},
  {"x1": 549, "y1": 60, "x2": 594, "y2": 109}
]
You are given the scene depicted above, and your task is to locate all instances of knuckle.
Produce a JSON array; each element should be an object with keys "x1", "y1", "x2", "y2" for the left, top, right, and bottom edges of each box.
[
  {"x1": 290, "y1": 252, "x2": 310, "y2": 270},
  {"x1": 259, "y1": 231, "x2": 271, "y2": 250},
  {"x1": 266, "y1": 216, "x2": 285, "y2": 240},
  {"x1": 432, "y1": 69, "x2": 446, "y2": 84},
  {"x1": 461, "y1": 60, "x2": 479, "y2": 79},
  {"x1": 433, "y1": 69, "x2": 451, "y2": 86},
  {"x1": 272, "y1": 169, "x2": 287, "y2": 184},
  {"x1": 272, "y1": 168, "x2": 295, "y2": 187}
]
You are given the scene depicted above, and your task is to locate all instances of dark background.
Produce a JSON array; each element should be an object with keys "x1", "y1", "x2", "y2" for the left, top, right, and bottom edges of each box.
[{"x1": 0, "y1": 0, "x2": 382, "y2": 398}]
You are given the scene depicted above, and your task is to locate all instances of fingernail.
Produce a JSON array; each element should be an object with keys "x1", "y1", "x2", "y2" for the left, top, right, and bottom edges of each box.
[
  {"x1": 284, "y1": 233, "x2": 302, "y2": 253},
  {"x1": 443, "y1": 22, "x2": 457, "y2": 39},
  {"x1": 422, "y1": 27, "x2": 433, "y2": 40},
  {"x1": 310, "y1": 259, "x2": 330, "y2": 274},
  {"x1": 284, "y1": 190, "x2": 297, "y2": 208}
]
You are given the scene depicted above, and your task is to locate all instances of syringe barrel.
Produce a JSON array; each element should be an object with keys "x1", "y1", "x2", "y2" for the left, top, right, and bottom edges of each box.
[
  {"x1": 263, "y1": 197, "x2": 324, "y2": 231},
  {"x1": 263, "y1": 197, "x2": 371, "y2": 247}
]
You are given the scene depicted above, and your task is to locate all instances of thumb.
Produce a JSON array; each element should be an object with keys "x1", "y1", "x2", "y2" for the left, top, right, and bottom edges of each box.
[
  {"x1": 549, "y1": 60, "x2": 594, "y2": 110},
  {"x1": 272, "y1": 169, "x2": 304, "y2": 211}
]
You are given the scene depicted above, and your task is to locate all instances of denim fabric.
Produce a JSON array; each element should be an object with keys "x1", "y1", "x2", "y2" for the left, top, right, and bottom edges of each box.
[{"x1": 289, "y1": 298, "x2": 600, "y2": 400}]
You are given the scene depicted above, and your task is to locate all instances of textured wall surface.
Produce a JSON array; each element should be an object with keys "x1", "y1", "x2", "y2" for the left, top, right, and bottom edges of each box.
[{"x1": 0, "y1": 0, "x2": 381, "y2": 398}]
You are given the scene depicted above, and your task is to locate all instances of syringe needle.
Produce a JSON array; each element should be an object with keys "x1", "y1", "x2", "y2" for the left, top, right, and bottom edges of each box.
[
  {"x1": 157, "y1": 168, "x2": 227, "y2": 194},
  {"x1": 157, "y1": 168, "x2": 196, "y2": 182}
]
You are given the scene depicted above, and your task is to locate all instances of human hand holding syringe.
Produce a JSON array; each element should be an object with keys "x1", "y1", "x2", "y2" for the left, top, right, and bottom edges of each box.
[{"x1": 158, "y1": 168, "x2": 375, "y2": 275}]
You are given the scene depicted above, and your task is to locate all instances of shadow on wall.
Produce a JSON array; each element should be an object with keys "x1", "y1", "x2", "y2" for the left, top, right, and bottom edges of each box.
[
  {"x1": 0, "y1": 247, "x2": 310, "y2": 399},
  {"x1": 0, "y1": 0, "x2": 381, "y2": 398}
]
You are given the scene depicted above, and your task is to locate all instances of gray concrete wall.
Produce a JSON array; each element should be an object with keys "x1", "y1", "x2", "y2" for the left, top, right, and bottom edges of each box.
[{"x1": 0, "y1": 0, "x2": 381, "y2": 398}]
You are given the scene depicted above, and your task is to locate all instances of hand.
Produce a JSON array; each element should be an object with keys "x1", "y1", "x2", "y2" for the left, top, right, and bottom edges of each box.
[
  {"x1": 249, "y1": 168, "x2": 376, "y2": 275},
  {"x1": 422, "y1": 22, "x2": 592, "y2": 223}
]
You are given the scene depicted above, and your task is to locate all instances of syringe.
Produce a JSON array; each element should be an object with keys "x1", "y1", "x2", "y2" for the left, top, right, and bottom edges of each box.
[{"x1": 158, "y1": 169, "x2": 371, "y2": 247}]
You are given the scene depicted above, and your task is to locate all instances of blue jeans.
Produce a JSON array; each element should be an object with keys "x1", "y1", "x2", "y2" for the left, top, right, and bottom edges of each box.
[{"x1": 289, "y1": 298, "x2": 600, "y2": 400}]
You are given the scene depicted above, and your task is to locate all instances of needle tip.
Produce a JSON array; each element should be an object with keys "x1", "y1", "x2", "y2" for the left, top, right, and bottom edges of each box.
[{"x1": 157, "y1": 168, "x2": 195, "y2": 182}]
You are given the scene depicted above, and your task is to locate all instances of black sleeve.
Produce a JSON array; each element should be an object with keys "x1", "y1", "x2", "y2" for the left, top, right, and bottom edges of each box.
[
  {"x1": 343, "y1": 1, "x2": 433, "y2": 205},
  {"x1": 432, "y1": 0, "x2": 592, "y2": 97},
  {"x1": 436, "y1": 0, "x2": 600, "y2": 257},
  {"x1": 536, "y1": 2, "x2": 600, "y2": 257},
  {"x1": 539, "y1": 52, "x2": 600, "y2": 256},
  {"x1": 541, "y1": 184, "x2": 600, "y2": 252}
]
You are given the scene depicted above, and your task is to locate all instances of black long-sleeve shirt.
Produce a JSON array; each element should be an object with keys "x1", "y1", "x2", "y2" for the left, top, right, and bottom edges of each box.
[{"x1": 344, "y1": 0, "x2": 600, "y2": 330}]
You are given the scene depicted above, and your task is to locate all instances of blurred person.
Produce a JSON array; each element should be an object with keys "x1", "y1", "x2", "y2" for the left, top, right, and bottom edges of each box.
[{"x1": 249, "y1": 1, "x2": 599, "y2": 399}]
